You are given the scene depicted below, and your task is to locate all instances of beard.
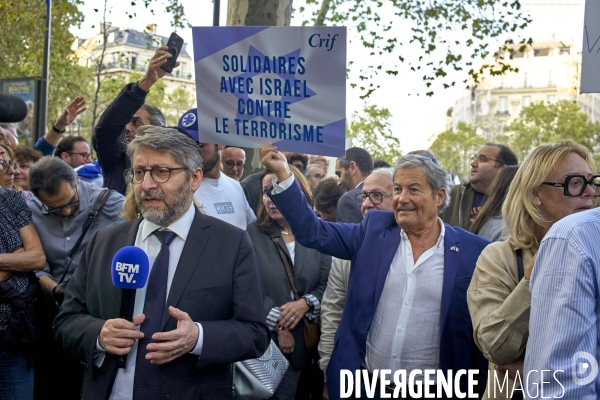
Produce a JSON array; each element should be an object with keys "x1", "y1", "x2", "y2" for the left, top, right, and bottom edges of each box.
[
  {"x1": 135, "y1": 179, "x2": 192, "y2": 226},
  {"x1": 202, "y1": 145, "x2": 220, "y2": 174}
]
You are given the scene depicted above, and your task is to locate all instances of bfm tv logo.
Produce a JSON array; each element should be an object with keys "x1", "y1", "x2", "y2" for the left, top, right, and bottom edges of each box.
[{"x1": 114, "y1": 262, "x2": 141, "y2": 284}]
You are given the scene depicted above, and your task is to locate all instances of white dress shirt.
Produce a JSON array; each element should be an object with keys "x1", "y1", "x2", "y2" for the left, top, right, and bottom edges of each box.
[
  {"x1": 273, "y1": 173, "x2": 446, "y2": 375},
  {"x1": 365, "y1": 220, "x2": 445, "y2": 375},
  {"x1": 94, "y1": 203, "x2": 204, "y2": 400}
]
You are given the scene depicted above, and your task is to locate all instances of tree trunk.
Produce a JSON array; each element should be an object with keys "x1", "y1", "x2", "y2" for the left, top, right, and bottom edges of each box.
[
  {"x1": 227, "y1": 0, "x2": 292, "y2": 27},
  {"x1": 226, "y1": 0, "x2": 293, "y2": 179}
]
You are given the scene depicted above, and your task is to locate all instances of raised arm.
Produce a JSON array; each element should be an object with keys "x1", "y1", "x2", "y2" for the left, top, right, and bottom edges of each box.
[{"x1": 259, "y1": 142, "x2": 363, "y2": 260}]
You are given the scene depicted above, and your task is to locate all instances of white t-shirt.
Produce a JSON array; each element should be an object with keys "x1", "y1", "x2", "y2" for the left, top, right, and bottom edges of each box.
[{"x1": 193, "y1": 172, "x2": 256, "y2": 230}]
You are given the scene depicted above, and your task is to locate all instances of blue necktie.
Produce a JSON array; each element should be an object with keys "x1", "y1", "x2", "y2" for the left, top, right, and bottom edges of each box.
[{"x1": 133, "y1": 230, "x2": 177, "y2": 400}]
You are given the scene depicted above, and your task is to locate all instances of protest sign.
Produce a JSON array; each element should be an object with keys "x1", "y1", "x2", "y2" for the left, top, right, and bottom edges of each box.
[
  {"x1": 581, "y1": 0, "x2": 600, "y2": 93},
  {"x1": 191, "y1": 26, "x2": 346, "y2": 155}
]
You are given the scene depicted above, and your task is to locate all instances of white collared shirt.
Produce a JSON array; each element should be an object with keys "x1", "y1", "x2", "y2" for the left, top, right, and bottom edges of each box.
[
  {"x1": 100, "y1": 203, "x2": 204, "y2": 400},
  {"x1": 365, "y1": 220, "x2": 446, "y2": 375}
]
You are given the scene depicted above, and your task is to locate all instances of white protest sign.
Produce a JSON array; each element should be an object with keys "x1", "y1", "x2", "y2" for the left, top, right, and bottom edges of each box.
[
  {"x1": 191, "y1": 27, "x2": 347, "y2": 156},
  {"x1": 581, "y1": 0, "x2": 600, "y2": 93}
]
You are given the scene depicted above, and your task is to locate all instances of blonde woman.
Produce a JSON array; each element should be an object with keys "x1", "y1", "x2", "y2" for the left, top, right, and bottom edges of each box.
[{"x1": 468, "y1": 140, "x2": 598, "y2": 399}]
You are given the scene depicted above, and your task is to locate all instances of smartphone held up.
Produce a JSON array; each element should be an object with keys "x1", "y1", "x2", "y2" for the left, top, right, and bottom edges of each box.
[{"x1": 161, "y1": 32, "x2": 184, "y2": 74}]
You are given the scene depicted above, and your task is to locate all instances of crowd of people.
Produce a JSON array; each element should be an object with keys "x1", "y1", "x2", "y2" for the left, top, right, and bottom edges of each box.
[{"x1": 1, "y1": 45, "x2": 599, "y2": 400}]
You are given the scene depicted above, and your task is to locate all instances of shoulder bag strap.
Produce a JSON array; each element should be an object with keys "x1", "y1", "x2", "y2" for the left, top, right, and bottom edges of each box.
[
  {"x1": 516, "y1": 248, "x2": 524, "y2": 282},
  {"x1": 272, "y1": 237, "x2": 313, "y2": 331},
  {"x1": 58, "y1": 189, "x2": 113, "y2": 284},
  {"x1": 272, "y1": 236, "x2": 301, "y2": 301}
]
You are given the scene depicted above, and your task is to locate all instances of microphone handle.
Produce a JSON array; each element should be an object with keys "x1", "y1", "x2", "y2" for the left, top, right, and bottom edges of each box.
[{"x1": 117, "y1": 288, "x2": 136, "y2": 369}]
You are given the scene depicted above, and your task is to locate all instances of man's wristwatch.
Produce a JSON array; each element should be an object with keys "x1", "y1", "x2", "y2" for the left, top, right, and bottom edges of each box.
[{"x1": 52, "y1": 124, "x2": 66, "y2": 134}]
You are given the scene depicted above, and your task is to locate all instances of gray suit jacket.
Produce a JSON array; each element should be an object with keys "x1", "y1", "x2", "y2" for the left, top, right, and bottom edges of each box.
[
  {"x1": 246, "y1": 222, "x2": 331, "y2": 368},
  {"x1": 54, "y1": 209, "x2": 270, "y2": 400},
  {"x1": 336, "y1": 183, "x2": 364, "y2": 223}
]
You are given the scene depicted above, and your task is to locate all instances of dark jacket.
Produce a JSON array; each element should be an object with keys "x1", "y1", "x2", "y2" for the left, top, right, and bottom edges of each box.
[
  {"x1": 92, "y1": 83, "x2": 147, "y2": 195},
  {"x1": 441, "y1": 183, "x2": 475, "y2": 230},
  {"x1": 268, "y1": 180, "x2": 489, "y2": 400},
  {"x1": 336, "y1": 183, "x2": 363, "y2": 223},
  {"x1": 54, "y1": 209, "x2": 270, "y2": 400},
  {"x1": 246, "y1": 222, "x2": 331, "y2": 368},
  {"x1": 240, "y1": 172, "x2": 263, "y2": 215}
]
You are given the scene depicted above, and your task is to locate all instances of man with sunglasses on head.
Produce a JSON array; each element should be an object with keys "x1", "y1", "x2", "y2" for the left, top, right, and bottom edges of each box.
[
  {"x1": 26, "y1": 156, "x2": 124, "y2": 399},
  {"x1": 441, "y1": 143, "x2": 518, "y2": 230},
  {"x1": 178, "y1": 108, "x2": 256, "y2": 230}
]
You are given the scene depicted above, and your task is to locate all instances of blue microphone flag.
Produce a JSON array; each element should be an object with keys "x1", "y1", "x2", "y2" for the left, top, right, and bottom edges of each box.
[{"x1": 111, "y1": 246, "x2": 149, "y2": 289}]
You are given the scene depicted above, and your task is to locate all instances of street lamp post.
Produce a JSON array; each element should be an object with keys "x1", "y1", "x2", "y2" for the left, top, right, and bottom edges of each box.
[
  {"x1": 38, "y1": 0, "x2": 52, "y2": 142},
  {"x1": 213, "y1": 0, "x2": 220, "y2": 26}
]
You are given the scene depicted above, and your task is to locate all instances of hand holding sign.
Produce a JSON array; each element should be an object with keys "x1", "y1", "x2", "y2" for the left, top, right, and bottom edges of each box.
[{"x1": 260, "y1": 142, "x2": 292, "y2": 183}]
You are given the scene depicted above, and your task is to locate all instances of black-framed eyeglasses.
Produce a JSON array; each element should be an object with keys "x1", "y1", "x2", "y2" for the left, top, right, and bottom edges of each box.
[
  {"x1": 471, "y1": 154, "x2": 502, "y2": 164},
  {"x1": 310, "y1": 173, "x2": 324, "y2": 180},
  {"x1": 68, "y1": 152, "x2": 92, "y2": 160},
  {"x1": 124, "y1": 167, "x2": 188, "y2": 184},
  {"x1": 355, "y1": 191, "x2": 392, "y2": 205},
  {"x1": 43, "y1": 187, "x2": 80, "y2": 215},
  {"x1": 541, "y1": 174, "x2": 600, "y2": 197},
  {"x1": 225, "y1": 161, "x2": 245, "y2": 168}
]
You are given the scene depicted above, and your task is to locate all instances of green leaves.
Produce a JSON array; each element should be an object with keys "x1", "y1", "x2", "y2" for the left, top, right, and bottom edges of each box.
[
  {"x1": 0, "y1": 0, "x2": 93, "y2": 137},
  {"x1": 300, "y1": 0, "x2": 531, "y2": 98},
  {"x1": 504, "y1": 101, "x2": 600, "y2": 163},
  {"x1": 346, "y1": 104, "x2": 402, "y2": 164},
  {"x1": 429, "y1": 122, "x2": 485, "y2": 181}
]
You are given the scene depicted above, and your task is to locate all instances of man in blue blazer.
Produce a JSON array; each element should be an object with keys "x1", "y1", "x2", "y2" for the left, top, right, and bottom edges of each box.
[{"x1": 260, "y1": 143, "x2": 489, "y2": 400}]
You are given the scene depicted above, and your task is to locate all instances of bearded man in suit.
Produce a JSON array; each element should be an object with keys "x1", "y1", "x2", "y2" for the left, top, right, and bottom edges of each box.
[{"x1": 54, "y1": 126, "x2": 269, "y2": 400}]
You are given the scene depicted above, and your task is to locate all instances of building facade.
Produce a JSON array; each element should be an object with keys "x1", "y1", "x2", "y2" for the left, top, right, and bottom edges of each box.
[
  {"x1": 73, "y1": 24, "x2": 196, "y2": 125},
  {"x1": 449, "y1": 40, "x2": 600, "y2": 138}
]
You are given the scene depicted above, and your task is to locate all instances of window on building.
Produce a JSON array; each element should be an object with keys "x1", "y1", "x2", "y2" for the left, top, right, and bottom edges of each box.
[
  {"x1": 498, "y1": 97, "x2": 508, "y2": 114},
  {"x1": 522, "y1": 96, "x2": 531, "y2": 108},
  {"x1": 131, "y1": 55, "x2": 137, "y2": 70},
  {"x1": 548, "y1": 71, "x2": 554, "y2": 87},
  {"x1": 547, "y1": 95, "x2": 557, "y2": 104},
  {"x1": 524, "y1": 73, "x2": 528, "y2": 88}
]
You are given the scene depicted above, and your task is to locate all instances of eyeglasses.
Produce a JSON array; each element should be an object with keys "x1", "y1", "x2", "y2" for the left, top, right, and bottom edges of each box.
[
  {"x1": 124, "y1": 167, "x2": 188, "y2": 184},
  {"x1": 225, "y1": 161, "x2": 245, "y2": 169},
  {"x1": 43, "y1": 187, "x2": 80, "y2": 215},
  {"x1": 310, "y1": 174, "x2": 324, "y2": 180},
  {"x1": 471, "y1": 154, "x2": 502, "y2": 164},
  {"x1": 355, "y1": 191, "x2": 392, "y2": 205},
  {"x1": 0, "y1": 159, "x2": 17, "y2": 174},
  {"x1": 541, "y1": 174, "x2": 600, "y2": 197},
  {"x1": 68, "y1": 152, "x2": 92, "y2": 161}
]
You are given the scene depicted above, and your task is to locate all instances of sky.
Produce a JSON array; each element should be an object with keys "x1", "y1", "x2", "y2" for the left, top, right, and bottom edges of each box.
[{"x1": 72, "y1": 0, "x2": 587, "y2": 154}]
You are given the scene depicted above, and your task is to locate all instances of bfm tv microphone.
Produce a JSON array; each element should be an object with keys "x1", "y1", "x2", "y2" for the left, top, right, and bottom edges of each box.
[
  {"x1": 111, "y1": 246, "x2": 150, "y2": 289},
  {"x1": 0, "y1": 93, "x2": 27, "y2": 123},
  {"x1": 111, "y1": 246, "x2": 149, "y2": 368}
]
